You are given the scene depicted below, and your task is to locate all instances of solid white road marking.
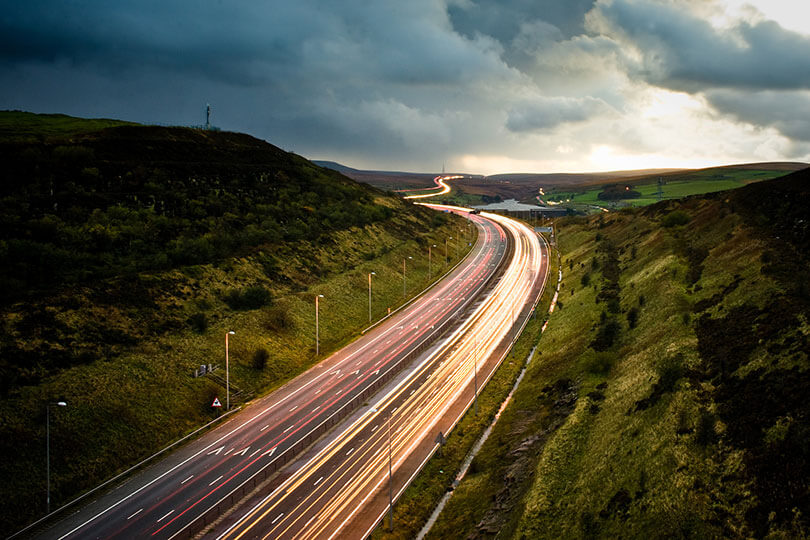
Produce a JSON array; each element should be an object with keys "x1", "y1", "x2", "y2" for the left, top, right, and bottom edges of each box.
[
  {"x1": 157, "y1": 510, "x2": 174, "y2": 523},
  {"x1": 209, "y1": 475, "x2": 223, "y2": 486},
  {"x1": 127, "y1": 508, "x2": 143, "y2": 520},
  {"x1": 181, "y1": 475, "x2": 193, "y2": 485}
]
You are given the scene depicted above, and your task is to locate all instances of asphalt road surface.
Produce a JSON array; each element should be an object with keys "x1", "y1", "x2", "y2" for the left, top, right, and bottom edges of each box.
[
  {"x1": 39, "y1": 208, "x2": 537, "y2": 540},
  {"x1": 213, "y1": 207, "x2": 548, "y2": 539}
]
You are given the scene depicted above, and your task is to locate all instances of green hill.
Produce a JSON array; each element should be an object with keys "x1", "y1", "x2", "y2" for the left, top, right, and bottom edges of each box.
[
  {"x1": 416, "y1": 168, "x2": 810, "y2": 539},
  {"x1": 0, "y1": 112, "x2": 473, "y2": 534}
]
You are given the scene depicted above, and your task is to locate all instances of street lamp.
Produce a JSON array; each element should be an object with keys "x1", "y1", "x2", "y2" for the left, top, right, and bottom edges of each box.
[
  {"x1": 428, "y1": 244, "x2": 437, "y2": 280},
  {"x1": 368, "y1": 272, "x2": 376, "y2": 324},
  {"x1": 402, "y1": 256, "x2": 412, "y2": 298},
  {"x1": 315, "y1": 294, "x2": 324, "y2": 356},
  {"x1": 225, "y1": 331, "x2": 235, "y2": 410},
  {"x1": 46, "y1": 400, "x2": 67, "y2": 514},
  {"x1": 371, "y1": 406, "x2": 393, "y2": 531},
  {"x1": 445, "y1": 237, "x2": 452, "y2": 266}
]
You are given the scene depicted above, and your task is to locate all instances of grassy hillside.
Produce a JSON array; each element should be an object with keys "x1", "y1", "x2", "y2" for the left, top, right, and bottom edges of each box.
[
  {"x1": 0, "y1": 112, "x2": 474, "y2": 534},
  {"x1": 425, "y1": 167, "x2": 810, "y2": 538},
  {"x1": 546, "y1": 163, "x2": 807, "y2": 210}
]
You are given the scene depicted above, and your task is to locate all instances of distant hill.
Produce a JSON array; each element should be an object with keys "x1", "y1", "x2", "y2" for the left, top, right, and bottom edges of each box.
[{"x1": 312, "y1": 160, "x2": 362, "y2": 174}]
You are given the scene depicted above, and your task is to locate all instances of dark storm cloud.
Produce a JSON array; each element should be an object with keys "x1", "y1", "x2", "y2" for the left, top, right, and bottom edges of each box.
[
  {"x1": 449, "y1": 0, "x2": 596, "y2": 43},
  {"x1": 590, "y1": 0, "x2": 810, "y2": 92},
  {"x1": 707, "y1": 89, "x2": 810, "y2": 142}
]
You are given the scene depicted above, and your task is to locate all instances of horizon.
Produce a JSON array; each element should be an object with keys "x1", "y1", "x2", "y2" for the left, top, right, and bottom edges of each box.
[{"x1": 2, "y1": 1, "x2": 809, "y2": 174}]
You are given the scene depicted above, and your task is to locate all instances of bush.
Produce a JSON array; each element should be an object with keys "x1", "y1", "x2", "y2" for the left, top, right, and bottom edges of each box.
[
  {"x1": 252, "y1": 348, "x2": 269, "y2": 370},
  {"x1": 662, "y1": 210, "x2": 690, "y2": 228},
  {"x1": 223, "y1": 286, "x2": 271, "y2": 310},
  {"x1": 592, "y1": 317, "x2": 621, "y2": 351},
  {"x1": 263, "y1": 305, "x2": 294, "y2": 332},
  {"x1": 581, "y1": 272, "x2": 591, "y2": 287},
  {"x1": 581, "y1": 348, "x2": 617, "y2": 375},
  {"x1": 188, "y1": 312, "x2": 208, "y2": 333},
  {"x1": 627, "y1": 307, "x2": 639, "y2": 329},
  {"x1": 656, "y1": 354, "x2": 684, "y2": 392}
]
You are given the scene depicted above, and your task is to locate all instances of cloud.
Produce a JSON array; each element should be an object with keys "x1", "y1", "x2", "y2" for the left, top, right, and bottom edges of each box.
[
  {"x1": 506, "y1": 95, "x2": 612, "y2": 132},
  {"x1": 706, "y1": 89, "x2": 810, "y2": 142},
  {"x1": 587, "y1": 0, "x2": 810, "y2": 92},
  {"x1": 1, "y1": 0, "x2": 808, "y2": 173}
]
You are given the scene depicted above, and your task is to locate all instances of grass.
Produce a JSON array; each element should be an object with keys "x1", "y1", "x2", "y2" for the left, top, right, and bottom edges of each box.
[
  {"x1": 367, "y1": 230, "x2": 558, "y2": 539},
  {"x1": 0, "y1": 215, "x2": 476, "y2": 535},
  {"x1": 0, "y1": 110, "x2": 137, "y2": 141},
  {"x1": 549, "y1": 169, "x2": 791, "y2": 208},
  {"x1": 422, "y1": 171, "x2": 810, "y2": 538}
]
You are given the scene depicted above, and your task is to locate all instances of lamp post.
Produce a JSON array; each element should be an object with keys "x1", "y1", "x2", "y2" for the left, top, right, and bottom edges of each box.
[
  {"x1": 315, "y1": 294, "x2": 324, "y2": 356},
  {"x1": 402, "y1": 256, "x2": 412, "y2": 298},
  {"x1": 445, "y1": 237, "x2": 452, "y2": 266},
  {"x1": 368, "y1": 272, "x2": 376, "y2": 324},
  {"x1": 428, "y1": 244, "x2": 436, "y2": 280},
  {"x1": 225, "y1": 331, "x2": 235, "y2": 410},
  {"x1": 46, "y1": 400, "x2": 67, "y2": 514}
]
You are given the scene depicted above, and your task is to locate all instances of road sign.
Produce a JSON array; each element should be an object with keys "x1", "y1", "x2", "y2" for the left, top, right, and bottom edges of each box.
[{"x1": 212, "y1": 397, "x2": 222, "y2": 408}]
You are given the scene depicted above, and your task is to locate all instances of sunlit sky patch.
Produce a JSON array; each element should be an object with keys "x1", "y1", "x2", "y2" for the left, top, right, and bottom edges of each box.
[{"x1": 1, "y1": 0, "x2": 808, "y2": 174}]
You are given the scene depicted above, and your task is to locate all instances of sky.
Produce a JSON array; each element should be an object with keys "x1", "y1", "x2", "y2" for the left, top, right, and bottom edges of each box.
[{"x1": 2, "y1": 0, "x2": 810, "y2": 174}]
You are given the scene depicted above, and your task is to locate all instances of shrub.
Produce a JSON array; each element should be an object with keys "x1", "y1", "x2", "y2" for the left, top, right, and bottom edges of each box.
[
  {"x1": 224, "y1": 286, "x2": 271, "y2": 310},
  {"x1": 656, "y1": 354, "x2": 684, "y2": 392},
  {"x1": 252, "y1": 348, "x2": 269, "y2": 370},
  {"x1": 188, "y1": 312, "x2": 208, "y2": 333},
  {"x1": 592, "y1": 317, "x2": 621, "y2": 351},
  {"x1": 581, "y1": 272, "x2": 591, "y2": 287},
  {"x1": 695, "y1": 409, "x2": 717, "y2": 446},
  {"x1": 581, "y1": 348, "x2": 617, "y2": 375},
  {"x1": 662, "y1": 210, "x2": 690, "y2": 228},
  {"x1": 627, "y1": 307, "x2": 639, "y2": 329},
  {"x1": 263, "y1": 305, "x2": 294, "y2": 332}
]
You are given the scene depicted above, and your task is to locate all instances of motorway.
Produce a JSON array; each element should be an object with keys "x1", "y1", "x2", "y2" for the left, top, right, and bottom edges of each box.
[
  {"x1": 38, "y1": 207, "x2": 545, "y2": 540},
  {"x1": 213, "y1": 207, "x2": 548, "y2": 539}
]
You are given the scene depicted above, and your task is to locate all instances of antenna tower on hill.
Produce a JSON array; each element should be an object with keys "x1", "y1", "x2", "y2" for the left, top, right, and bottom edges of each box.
[{"x1": 205, "y1": 104, "x2": 211, "y2": 130}]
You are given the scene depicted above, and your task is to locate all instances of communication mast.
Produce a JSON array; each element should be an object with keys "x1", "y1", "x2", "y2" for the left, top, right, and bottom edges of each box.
[{"x1": 205, "y1": 104, "x2": 211, "y2": 130}]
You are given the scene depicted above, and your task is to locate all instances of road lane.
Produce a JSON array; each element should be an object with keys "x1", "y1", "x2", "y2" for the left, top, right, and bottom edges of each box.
[
  {"x1": 216, "y1": 208, "x2": 548, "y2": 539},
  {"x1": 40, "y1": 212, "x2": 509, "y2": 540}
]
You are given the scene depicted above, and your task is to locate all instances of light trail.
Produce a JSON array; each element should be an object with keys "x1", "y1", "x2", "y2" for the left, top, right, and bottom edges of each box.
[
  {"x1": 403, "y1": 175, "x2": 463, "y2": 200},
  {"x1": 218, "y1": 207, "x2": 546, "y2": 540}
]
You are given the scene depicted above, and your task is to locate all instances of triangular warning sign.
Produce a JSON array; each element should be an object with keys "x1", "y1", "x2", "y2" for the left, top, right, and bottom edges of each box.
[{"x1": 212, "y1": 397, "x2": 222, "y2": 408}]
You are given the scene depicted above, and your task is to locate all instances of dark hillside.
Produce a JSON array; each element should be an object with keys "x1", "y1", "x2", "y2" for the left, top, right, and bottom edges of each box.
[
  {"x1": 0, "y1": 119, "x2": 404, "y2": 299},
  {"x1": 0, "y1": 113, "x2": 470, "y2": 535}
]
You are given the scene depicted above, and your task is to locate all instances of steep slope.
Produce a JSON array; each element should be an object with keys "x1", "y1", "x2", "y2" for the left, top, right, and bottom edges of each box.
[
  {"x1": 0, "y1": 113, "x2": 472, "y2": 534},
  {"x1": 426, "y1": 168, "x2": 809, "y2": 539}
]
